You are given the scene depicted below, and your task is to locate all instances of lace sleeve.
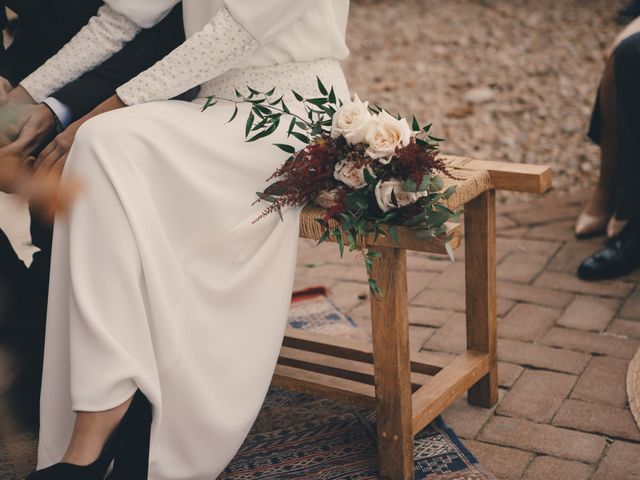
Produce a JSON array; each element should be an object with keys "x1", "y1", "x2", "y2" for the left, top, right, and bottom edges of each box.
[
  {"x1": 20, "y1": 5, "x2": 141, "y2": 103},
  {"x1": 116, "y1": 8, "x2": 258, "y2": 105}
]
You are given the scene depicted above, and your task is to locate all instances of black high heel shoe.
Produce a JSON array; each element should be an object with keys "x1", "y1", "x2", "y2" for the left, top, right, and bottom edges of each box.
[{"x1": 27, "y1": 390, "x2": 152, "y2": 480}]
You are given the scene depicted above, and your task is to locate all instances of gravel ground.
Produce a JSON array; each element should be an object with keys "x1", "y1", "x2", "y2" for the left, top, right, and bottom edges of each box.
[{"x1": 342, "y1": 0, "x2": 628, "y2": 203}]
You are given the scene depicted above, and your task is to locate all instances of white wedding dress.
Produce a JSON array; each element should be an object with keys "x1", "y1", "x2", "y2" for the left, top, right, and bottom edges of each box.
[{"x1": 20, "y1": 2, "x2": 350, "y2": 479}]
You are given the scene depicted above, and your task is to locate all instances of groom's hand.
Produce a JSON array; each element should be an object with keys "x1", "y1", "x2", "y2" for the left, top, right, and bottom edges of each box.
[
  {"x1": 0, "y1": 103, "x2": 56, "y2": 193},
  {"x1": 0, "y1": 104, "x2": 56, "y2": 158},
  {"x1": 0, "y1": 77, "x2": 13, "y2": 103}
]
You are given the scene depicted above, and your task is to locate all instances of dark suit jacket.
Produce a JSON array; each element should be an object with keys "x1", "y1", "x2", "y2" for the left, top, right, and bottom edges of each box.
[
  {"x1": 0, "y1": 1, "x2": 187, "y2": 121},
  {"x1": 0, "y1": 1, "x2": 187, "y2": 252},
  {"x1": 0, "y1": 0, "x2": 103, "y2": 83},
  {"x1": 52, "y1": 5, "x2": 187, "y2": 120}
]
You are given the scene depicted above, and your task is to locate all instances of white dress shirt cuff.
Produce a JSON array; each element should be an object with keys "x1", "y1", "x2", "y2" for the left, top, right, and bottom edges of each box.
[{"x1": 42, "y1": 97, "x2": 73, "y2": 129}]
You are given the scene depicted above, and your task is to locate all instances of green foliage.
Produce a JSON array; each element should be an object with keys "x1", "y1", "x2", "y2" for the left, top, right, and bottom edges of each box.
[{"x1": 203, "y1": 81, "x2": 459, "y2": 296}]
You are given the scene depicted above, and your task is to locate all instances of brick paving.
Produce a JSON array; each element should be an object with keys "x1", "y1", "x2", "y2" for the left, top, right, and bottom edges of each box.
[
  {"x1": 295, "y1": 191, "x2": 640, "y2": 480},
  {"x1": 1, "y1": 190, "x2": 639, "y2": 478}
]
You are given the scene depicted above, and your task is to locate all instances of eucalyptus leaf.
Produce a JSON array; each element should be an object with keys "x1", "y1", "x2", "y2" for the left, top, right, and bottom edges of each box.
[
  {"x1": 226, "y1": 105, "x2": 239, "y2": 123},
  {"x1": 245, "y1": 111, "x2": 255, "y2": 138},
  {"x1": 388, "y1": 225, "x2": 399, "y2": 244},
  {"x1": 317, "y1": 76, "x2": 328, "y2": 96},
  {"x1": 402, "y1": 179, "x2": 418, "y2": 193},
  {"x1": 317, "y1": 230, "x2": 330, "y2": 244},
  {"x1": 201, "y1": 96, "x2": 217, "y2": 112},
  {"x1": 368, "y1": 279, "x2": 382, "y2": 297},
  {"x1": 418, "y1": 174, "x2": 431, "y2": 192},
  {"x1": 431, "y1": 175, "x2": 444, "y2": 190},
  {"x1": 290, "y1": 131, "x2": 310, "y2": 144},
  {"x1": 334, "y1": 229, "x2": 344, "y2": 257},
  {"x1": 412, "y1": 116, "x2": 420, "y2": 132},
  {"x1": 328, "y1": 87, "x2": 336, "y2": 104},
  {"x1": 274, "y1": 143, "x2": 296, "y2": 154},
  {"x1": 443, "y1": 185, "x2": 457, "y2": 199},
  {"x1": 425, "y1": 210, "x2": 449, "y2": 228},
  {"x1": 363, "y1": 168, "x2": 377, "y2": 185}
]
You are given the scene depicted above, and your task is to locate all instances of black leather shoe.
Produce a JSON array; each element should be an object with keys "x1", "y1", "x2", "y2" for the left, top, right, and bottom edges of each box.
[{"x1": 577, "y1": 220, "x2": 640, "y2": 280}]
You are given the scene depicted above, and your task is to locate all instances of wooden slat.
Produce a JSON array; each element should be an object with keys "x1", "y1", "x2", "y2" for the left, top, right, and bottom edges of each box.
[
  {"x1": 369, "y1": 247, "x2": 415, "y2": 480},
  {"x1": 299, "y1": 204, "x2": 462, "y2": 255},
  {"x1": 283, "y1": 327, "x2": 373, "y2": 363},
  {"x1": 272, "y1": 364, "x2": 376, "y2": 409},
  {"x1": 465, "y1": 190, "x2": 499, "y2": 408},
  {"x1": 410, "y1": 350, "x2": 450, "y2": 375},
  {"x1": 461, "y1": 158, "x2": 552, "y2": 194},
  {"x1": 283, "y1": 328, "x2": 451, "y2": 376},
  {"x1": 278, "y1": 346, "x2": 432, "y2": 390},
  {"x1": 412, "y1": 351, "x2": 490, "y2": 435}
]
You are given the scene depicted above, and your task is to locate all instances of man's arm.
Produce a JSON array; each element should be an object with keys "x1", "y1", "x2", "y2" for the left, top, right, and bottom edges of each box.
[
  {"x1": 50, "y1": 4, "x2": 186, "y2": 122},
  {"x1": 0, "y1": 3, "x2": 185, "y2": 163}
]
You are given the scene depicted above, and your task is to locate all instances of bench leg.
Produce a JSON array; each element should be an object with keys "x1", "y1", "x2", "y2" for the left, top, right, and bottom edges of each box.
[
  {"x1": 370, "y1": 246, "x2": 414, "y2": 480},
  {"x1": 464, "y1": 190, "x2": 499, "y2": 408}
]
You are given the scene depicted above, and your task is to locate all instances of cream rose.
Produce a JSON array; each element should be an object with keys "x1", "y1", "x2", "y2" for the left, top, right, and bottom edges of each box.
[
  {"x1": 374, "y1": 179, "x2": 427, "y2": 212},
  {"x1": 331, "y1": 94, "x2": 373, "y2": 145},
  {"x1": 334, "y1": 159, "x2": 374, "y2": 189},
  {"x1": 364, "y1": 111, "x2": 412, "y2": 164},
  {"x1": 314, "y1": 189, "x2": 342, "y2": 209}
]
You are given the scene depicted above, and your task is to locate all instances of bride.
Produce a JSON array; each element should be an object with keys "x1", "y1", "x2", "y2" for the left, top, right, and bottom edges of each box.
[{"x1": 20, "y1": 1, "x2": 350, "y2": 479}]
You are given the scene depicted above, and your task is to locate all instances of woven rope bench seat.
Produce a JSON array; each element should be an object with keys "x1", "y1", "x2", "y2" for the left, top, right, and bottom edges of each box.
[{"x1": 297, "y1": 155, "x2": 551, "y2": 255}]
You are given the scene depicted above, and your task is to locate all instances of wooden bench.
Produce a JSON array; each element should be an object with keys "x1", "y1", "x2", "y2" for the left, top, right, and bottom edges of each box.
[{"x1": 273, "y1": 155, "x2": 551, "y2": 480}]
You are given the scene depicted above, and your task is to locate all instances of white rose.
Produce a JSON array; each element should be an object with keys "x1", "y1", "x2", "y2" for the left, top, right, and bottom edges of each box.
[
  {"x1": 314, "y1": 189, "x2": 342, "y2": 209},
  {"x1": 334, "y1": 159, "x2": 374, "y2": 189},
  {"x1": 364, "y1": 111, "x2": 412, "y2": 164},
  {"x1": 331, "y1": 94, "x2": 373, "y2": 145},
  {"x1": 374, "y1": 179, "x2": 427, "y2": 212}
]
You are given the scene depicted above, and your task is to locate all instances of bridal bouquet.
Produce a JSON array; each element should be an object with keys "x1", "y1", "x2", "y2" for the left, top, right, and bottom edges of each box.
[{"x1": 205, "y1": 79, "x2": 459, "y2": 295}]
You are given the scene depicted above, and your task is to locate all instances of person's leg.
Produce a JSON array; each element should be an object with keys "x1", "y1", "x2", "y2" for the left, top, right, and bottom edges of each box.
[
  {"x1": 578, "y1": 33, "x2": 640, "y2": 280},
  {"x1": 0, "y1": 229, "x2": 28, "y2": 331},
  {"x1": 0, "y1": 207, "x2": 52, "y2": 430},
  {"x1": 613, "y1": 32, "x2": 640, "y2": 222},
  {"x1": 619, "y1": 0, "x2": 640, "y2": 20},
  {"x1": 576, "y1": 57, "x2": 617, "y2": 237},
  {"x1": 62, "y1": 397, "x2": 134, "y2": 466}
]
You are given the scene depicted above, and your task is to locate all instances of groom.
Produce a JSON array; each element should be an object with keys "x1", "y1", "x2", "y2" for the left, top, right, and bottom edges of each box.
[{"x1": 0, "y1": 0, "x2": 187, "y2": 429}]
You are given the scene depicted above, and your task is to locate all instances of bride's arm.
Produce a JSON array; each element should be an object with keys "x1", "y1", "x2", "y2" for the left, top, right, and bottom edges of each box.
[
  {"x1": 19, "y1": 5, "x2": 143, "y2": 103},
  {"x1": 116, "y1": 1, "x2": 318, "y2": 105}
]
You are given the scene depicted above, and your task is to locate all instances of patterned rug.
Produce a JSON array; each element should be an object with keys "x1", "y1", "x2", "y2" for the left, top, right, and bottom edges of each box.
[
  {"x1": 288, "y1": 286, "x2": 371, "y2": 343},
  {"x1": 221, "y1": 387, "x2": 493, "y2": 479},
  {"x1": 220, "y1": 288, "x2": 493, "y2": 479},
  {"x1": 0, "y1": 287, "x2": 493, "y2": 479}
]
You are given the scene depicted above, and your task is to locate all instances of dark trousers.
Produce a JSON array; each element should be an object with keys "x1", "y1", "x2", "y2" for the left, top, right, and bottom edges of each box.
[
  {"x1": 0, "y1": 1, "x2": 99, "y2": 429},
  {"x1": 0, "y1": 226, "x2": 48, "y2": 430},
  {"x1": 588, "y1": 32, "x2": 640, "y2": 222}
]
